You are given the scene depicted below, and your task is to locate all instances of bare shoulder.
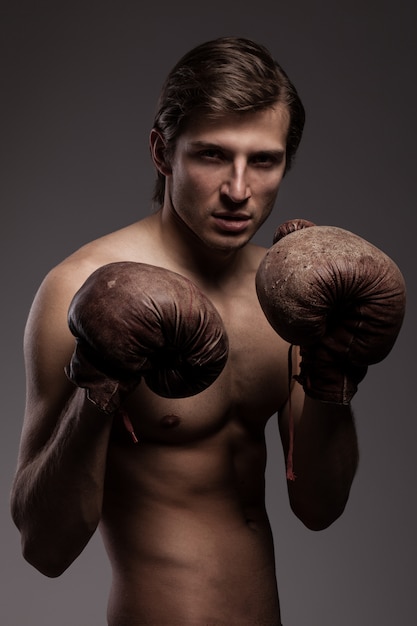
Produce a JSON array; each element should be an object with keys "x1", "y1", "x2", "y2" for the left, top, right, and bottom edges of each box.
[
  {"x1": 25, "y1": 217, "x2": 157, "y2": 383},
  {"x1": 39, "y1": 216, "x2": 158, "y2": 297},
  {"x1": 62, "y1": 217, "x2": 155, "y2": 266}
]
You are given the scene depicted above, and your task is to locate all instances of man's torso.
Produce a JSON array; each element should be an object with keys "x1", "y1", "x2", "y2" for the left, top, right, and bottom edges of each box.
[{"x1": 62, "y1": 215, "x2": 289, "y2": 624}]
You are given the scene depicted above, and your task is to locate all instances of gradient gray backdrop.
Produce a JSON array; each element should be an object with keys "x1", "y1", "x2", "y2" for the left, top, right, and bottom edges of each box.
[{"x1": 2, "y1": 1, "x2": 416, "y2": 624}]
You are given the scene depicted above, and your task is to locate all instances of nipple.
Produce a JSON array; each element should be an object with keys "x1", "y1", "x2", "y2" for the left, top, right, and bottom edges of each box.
[{"x1": 160, "y1": 414, "x2": 181, "y2": 429}]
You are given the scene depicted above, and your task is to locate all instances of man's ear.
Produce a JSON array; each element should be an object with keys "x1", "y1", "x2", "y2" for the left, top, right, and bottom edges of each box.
[{"x1": 149, "y1": 128, "x2": 172, "y2": 175}]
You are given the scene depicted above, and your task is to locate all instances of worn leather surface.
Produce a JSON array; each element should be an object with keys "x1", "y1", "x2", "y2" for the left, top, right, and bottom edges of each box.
[
  {"x1": 256, "y1": 220, "x2": 407, "y2": 403},
  {"x1": 66, "y1": 262, "x2": 229, "y2": 413}
]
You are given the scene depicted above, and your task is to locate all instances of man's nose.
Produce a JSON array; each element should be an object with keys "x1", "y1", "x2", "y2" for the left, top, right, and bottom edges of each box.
[{"x1": 220, "y1": 164, "x2": 251, "y2": 203}]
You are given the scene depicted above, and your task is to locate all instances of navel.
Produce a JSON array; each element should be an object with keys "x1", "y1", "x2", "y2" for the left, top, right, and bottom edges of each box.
[
  {"x1": 160, "y1": 413, "x2": 181, "y2": 429},
  {"x1": 245, "y1": 517, "x2": 259, "y2": 531}
]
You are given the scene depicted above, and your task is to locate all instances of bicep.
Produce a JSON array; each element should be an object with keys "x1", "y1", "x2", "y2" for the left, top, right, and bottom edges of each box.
[{"x1": 17, "y1": 270, "x2": 79, "y2": 464}]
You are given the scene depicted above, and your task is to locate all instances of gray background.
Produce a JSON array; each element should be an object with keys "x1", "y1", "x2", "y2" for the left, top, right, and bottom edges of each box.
[{"x1": 1, "y1": 1, "x2": 416, "y2": 624}]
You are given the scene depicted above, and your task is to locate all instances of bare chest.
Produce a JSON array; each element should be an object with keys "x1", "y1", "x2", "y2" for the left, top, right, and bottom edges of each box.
[{"x1": 117, "y1": 293, "x2": 289, "y2": 446}]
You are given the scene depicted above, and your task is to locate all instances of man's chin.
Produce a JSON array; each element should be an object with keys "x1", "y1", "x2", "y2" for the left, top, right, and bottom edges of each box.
[{"x1": 205, "y1": 232, "x2": 254, "y2": 254}]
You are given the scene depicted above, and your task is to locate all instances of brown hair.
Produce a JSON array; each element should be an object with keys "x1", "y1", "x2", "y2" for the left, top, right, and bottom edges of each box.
[{"x1": 152, "y1": 36, "x2": 305, "y2": 205}]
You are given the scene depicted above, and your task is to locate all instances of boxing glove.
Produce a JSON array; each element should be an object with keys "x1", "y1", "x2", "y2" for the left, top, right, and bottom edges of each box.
[
  {"x1": 256, "y1": 219, "x2": 406, "y2": 404},
  {"x1": 66, "y1": 262, "x2": 229, "y2": 414}
]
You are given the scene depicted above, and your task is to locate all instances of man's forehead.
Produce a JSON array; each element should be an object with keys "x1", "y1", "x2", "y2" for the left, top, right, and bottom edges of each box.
[{"x1": 181, "y1": 104, "x2": 290, "y2": 147}]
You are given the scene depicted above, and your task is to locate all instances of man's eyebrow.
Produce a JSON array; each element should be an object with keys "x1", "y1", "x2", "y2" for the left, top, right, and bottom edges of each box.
[
  {"x1": 188, "y1": 141, "x2": 285, "y2": 156},
  {"x1": 252, "y1": 148, "x2": 286, "y2": 157},
  {"x1": 188, "y1": 141, "x2": 223, "y2": 149}
]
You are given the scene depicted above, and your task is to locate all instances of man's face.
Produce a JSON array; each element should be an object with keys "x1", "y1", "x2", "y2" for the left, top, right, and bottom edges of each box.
[{"x1": 164, "y1": 104, "x2": 289, "y2": 253}]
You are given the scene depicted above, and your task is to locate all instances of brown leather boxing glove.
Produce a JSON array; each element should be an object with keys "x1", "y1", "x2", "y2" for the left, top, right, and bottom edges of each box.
[
  {"x1": 66, "y1": 262, "x2": 229, "y2": 414},
  {"x1": 256, "y1": 219, "x2": 406, "y2": 404}
]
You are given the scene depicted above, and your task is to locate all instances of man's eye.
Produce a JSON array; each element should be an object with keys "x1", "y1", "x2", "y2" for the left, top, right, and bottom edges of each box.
[
  {"x1": 252, "y1": 154, "x2": 277, "y2": 167},
  {"x1": 199, "y1": 149, "x2": 223, "y2": 160}
]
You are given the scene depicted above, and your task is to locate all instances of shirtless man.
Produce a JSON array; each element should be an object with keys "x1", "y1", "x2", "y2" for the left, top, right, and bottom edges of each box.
[{"x1": 11, "y1": 38, "x2": 361, "y2": 625}]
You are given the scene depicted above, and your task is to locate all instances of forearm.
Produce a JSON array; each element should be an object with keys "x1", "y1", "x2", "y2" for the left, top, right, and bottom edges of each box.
[
  {"x1": 11, "y1": 390, "x2": 113, "y2": 576},
  {"x1": 280, "y1": 395, "x2": 359, "y2": 530}
]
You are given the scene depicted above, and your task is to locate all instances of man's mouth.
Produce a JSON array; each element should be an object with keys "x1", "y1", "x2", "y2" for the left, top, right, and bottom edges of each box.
[{"x1": 212, "y1": 213, "x2": 251, "y2": 233}]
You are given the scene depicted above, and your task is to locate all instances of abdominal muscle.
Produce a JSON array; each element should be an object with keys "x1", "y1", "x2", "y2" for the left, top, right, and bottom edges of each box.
[{"x1": 99, "y1": 410, "x2": 282, "y2": 626}]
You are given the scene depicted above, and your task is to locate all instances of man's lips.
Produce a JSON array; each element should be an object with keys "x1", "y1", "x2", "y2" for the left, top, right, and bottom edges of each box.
[{"x1": 212, "y1": 213, "x2": 251, "y2": 233}]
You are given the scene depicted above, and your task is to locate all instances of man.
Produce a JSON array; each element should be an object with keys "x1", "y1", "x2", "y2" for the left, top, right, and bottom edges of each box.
[{"x1": 11, "y1": 37, "x2": 361, "y2": 625}]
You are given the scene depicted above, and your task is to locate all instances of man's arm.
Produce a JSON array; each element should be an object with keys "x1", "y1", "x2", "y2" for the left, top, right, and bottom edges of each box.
[
  {"x1": 11, "y1": 259, "x2": 230, "y2": 577},
  {"x1": 10, "y1": 265, "x2": 113, "y2": 577},
  {"x1": 278, "y1": 381, "x2": 359, "y2": 531},
  {"x1": 256, "y1": 219, "x2": 405, "y2": 529}
]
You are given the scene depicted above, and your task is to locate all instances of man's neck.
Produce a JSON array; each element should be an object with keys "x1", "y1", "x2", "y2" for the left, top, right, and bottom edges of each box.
[{"x1": 154, "y1": 207, "x2": 251, "y2": 289}]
